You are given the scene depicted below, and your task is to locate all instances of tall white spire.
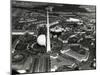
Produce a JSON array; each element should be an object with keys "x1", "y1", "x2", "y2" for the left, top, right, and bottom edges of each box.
[{"x1": 46, "y1": 9, "x2": 51, "y2": 52}]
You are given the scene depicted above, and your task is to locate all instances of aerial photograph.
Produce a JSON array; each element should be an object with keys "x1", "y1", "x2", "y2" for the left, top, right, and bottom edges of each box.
[{"x1": 11, "y1": 0, "x2": 96, "y2": 74}]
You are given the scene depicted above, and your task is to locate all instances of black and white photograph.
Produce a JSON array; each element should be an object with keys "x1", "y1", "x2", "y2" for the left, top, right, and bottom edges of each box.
[{"x1": 11, "y1": 0, "x2": 96, "y2": 74}]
